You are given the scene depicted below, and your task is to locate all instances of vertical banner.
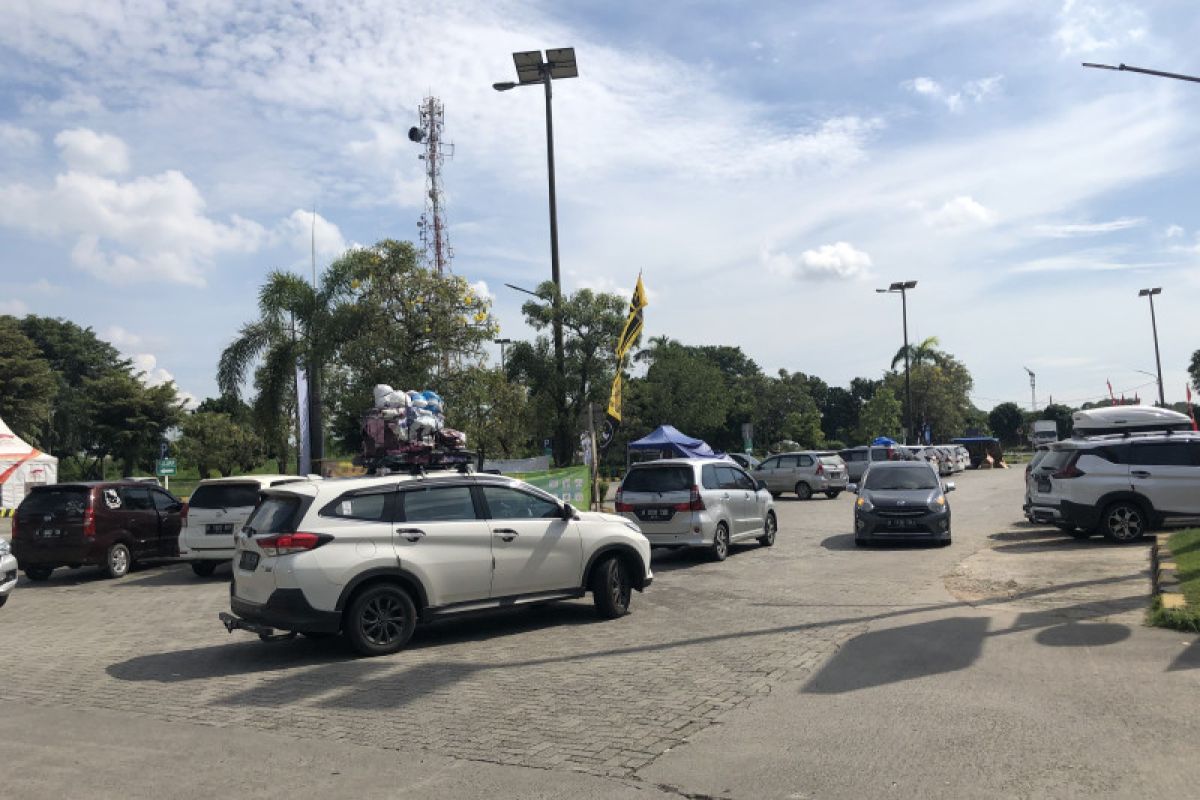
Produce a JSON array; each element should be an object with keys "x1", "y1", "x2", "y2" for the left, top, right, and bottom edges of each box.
[
  {"x1": 296, "y1": 365, "x2": 311, "y2": 475},
  {"x1": 602, "y1": 274, "x2": 648, "y2": 450}
]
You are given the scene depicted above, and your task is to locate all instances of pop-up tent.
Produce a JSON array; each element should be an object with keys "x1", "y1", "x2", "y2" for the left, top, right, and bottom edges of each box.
[
  {"x1": 0, "y1": 415, "x2": 57, "y2": 509},
  {"x1": 628, "y1": 425, "x2": 719, "y2": 460}
]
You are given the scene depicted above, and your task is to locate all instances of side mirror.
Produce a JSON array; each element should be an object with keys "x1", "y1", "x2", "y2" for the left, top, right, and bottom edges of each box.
[
  {"x1": 848, "y1": 484, "x2": 858, "y2": 494},
  {"x1": 562, "y1": 503, "x2": 577, "y2": 520},
  {"x1": 943, "y1": 482, "x2": 956, "y2": 493}
]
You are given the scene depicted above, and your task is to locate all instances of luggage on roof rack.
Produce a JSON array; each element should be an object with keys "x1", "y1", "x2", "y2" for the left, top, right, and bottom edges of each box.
[{"x1": 1071, "y1": 405, "x2": 1193, "y2": 437}]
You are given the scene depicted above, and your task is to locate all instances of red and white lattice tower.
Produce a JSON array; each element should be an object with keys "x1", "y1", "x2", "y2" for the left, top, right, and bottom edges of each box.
[{"x1": 412, "y1": 96, "x2": 454, "y2": 275}]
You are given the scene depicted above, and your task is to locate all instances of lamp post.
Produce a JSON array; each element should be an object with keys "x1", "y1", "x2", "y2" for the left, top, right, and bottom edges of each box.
[
  {"x1": 494, "y1": 338, "x2": 513, "y2": 371},
  {"x1": 876, "y1": 281, "x2": 918, "y2": 442},
  {"x1": 1082, "y1": 62, "x2": 1200, "y2": 84},
  {"x1": 494, "y1": 48, "x2": 578, "y2": 466},
  {"x1": 1138, "y1": 288, "x2": 1166, "y2": 406}
]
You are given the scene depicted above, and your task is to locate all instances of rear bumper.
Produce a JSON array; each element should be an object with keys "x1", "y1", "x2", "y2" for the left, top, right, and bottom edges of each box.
[
  {"x1": 1, "y1": 554, "x2": 17, "y2": 597},
  {"x1": 10, "y1": 540, "x2": 104, "y2": 568},
  {"x1": 228, "y1": 589, "x2": 341, "y2": 634}
]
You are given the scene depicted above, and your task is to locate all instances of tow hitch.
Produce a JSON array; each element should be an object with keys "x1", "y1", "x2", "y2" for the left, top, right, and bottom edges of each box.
[{"x1": 219, "y1": 612, "x2": 297, "y2": 641}]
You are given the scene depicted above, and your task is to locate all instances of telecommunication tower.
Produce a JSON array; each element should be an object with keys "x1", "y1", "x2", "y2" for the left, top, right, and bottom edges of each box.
[{"x1": 408, "y1": 96, "x2": 454, "y2": 275}]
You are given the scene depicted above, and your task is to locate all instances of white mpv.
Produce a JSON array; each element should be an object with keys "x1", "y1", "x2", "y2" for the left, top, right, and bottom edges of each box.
[
  {"x1": 221, "y1": 472, "x2": 653, "y2": 656},
  {"x1": 180, "y1": 475, "x2": 310, "y2": 576}
]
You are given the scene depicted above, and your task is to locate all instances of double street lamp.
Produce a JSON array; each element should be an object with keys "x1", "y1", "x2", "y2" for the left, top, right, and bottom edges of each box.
[
  {"x1": 494, "y1": 48, "x2": 578, "y2": 465},
  {"x1": 1138, "y1": 288, "x2": 1166, "y2": 406},
  {"x1": 877, "y1": 280, "x2": 918, "y2": 443}
]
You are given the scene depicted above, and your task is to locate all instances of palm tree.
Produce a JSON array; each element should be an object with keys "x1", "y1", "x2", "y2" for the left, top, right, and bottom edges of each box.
[
  {"x1": 891, "y1": 336, "x2": 945, "y2": 371},
  {"x1": 218, "y1": 266, "x2": 360, "y2": 470}
]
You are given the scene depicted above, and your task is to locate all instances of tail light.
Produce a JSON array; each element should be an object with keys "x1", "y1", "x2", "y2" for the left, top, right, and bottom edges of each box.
[
  {"x1": 82, "y1": 508, "x2": 96, "y2": 539},
  {"x1": 181, "y1": 502, "x2": 189, "y2": 528},
  {"x1": 673, "y1": 485, "x2": 705, "y2": 512},
  {"x1": 615, "y1": 488, "x2": 632, "y2": 513},
  {"x1": 257, "y1": 531, "x2": 329, "y2": 556},
  {"x1": 816, "y1": 462, "x2": 825, "y2": 477}
]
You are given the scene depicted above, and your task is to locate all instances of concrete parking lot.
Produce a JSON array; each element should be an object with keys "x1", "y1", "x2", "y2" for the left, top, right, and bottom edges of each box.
[{"x1": 3, "y1": 469, "x2": 1199, "y2": 799}]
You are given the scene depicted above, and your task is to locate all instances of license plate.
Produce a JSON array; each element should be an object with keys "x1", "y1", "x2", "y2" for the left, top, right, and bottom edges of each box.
[
  {"x1": 238, "y1": 551, "x2": 260, "y2": 571},
  {"x1": 886, "y1": 519, "x2": 918, "y2": 530},
  {"x1": 829, "y1": 472, "x2": 841, "y2": 478},
  {"x1": 206, "y1": 523, "x2": 234, "y2": 535},
  {"x1": 637, "y1": 507, "x2": 674, "y2": 522},
  {"x1": 1037, "y1": 479, "x2": 1051, "y2": 493},
  {"x1": 37, "y1": 528, "x2": 62, "y2": 538}
]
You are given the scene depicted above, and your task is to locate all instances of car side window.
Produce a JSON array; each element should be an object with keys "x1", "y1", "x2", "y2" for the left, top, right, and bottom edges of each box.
[
  {"x1": 120, "y1": 487, "x2": 154, "y2": 511},
  {"x1": 758, "y1": 458, "x2": 776, "y2": 471},
  {"x1": 1132, "y1": 442, "x2": 1194, "y2": 467},
  {"x1": 797, "y1": 455, "x2": 814, "y2": 467},
  {"x1": 714, "y1": 465, "x2": 742, "y2": 490},
  {"x1": 321, "y1": 491, "x2": 392, "y2": 521},
  {"x1": 778, "y1": 455, "x2": 798, "y2": 468},
  {"x1": 702, "y1": 465, "x2": 721, "y2": 489},
  {"x1": 734, "y1": 469, "x2": 757, "y2": 491},
  {"x1": 149, "y1": 490, "x2": 178, "y2": 512},
  {"x1": 481, "y1": 486, "x2": 561, "y2": 519},
  {"x1": 400, "y1": 486, "x2": 478, "y2": 522}
]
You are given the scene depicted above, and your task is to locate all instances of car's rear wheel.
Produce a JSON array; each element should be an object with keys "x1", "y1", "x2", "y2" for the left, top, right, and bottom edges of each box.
[
  {"x1": 345, "y1": 584, "x2": 417, "y2": 657},
  {"x1": 591, "y1": 555, "x2": 632, "y2": 618},
  {"x1": 1100, "y1": 502, "x2": 1147, "y2": 543},
  {"x1": 711, "y1": 522, "x2": 730, "y2": 561},
  {"x1": 795, "y1": 482, "x2": 813, "y2": 501},
  {"x1": 191, "y1": 561, "x2": 218, "y2": 577},
  {"x1": 758, "y1": 512, "x2": 777, "y2": 547},
  {"x1": 24, "y1": 566, "x2": 53, "y2": 582},
  {"x1": 825, "y1": 490, "x2": 841, "y2": 499},
  {"x1": 104, "y1": 543, "x2": 132, "y2": 579}
]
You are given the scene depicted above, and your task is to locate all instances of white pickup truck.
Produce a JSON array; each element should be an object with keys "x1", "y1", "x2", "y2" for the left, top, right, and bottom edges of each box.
[{"x1": 1030, "y1": 420, "x2": 1058, "y2": 446}]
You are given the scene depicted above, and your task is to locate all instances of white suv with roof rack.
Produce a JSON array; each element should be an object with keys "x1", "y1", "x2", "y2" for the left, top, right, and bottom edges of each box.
[{"x1": 220, "y1": 471, "x2": 652, "y2": 656}]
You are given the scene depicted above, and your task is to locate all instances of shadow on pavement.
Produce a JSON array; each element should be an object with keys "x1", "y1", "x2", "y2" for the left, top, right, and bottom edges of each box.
[
  {"x1": 989, "y1": 534, "x2": 1147, "y2": 554},
  {"x1": 1034, "y1": 621, "x2": 1132, "y2": 647},
  {"x1": 649, "y1": 545, "x2": 758, "y2": 573},
  {"x1": 115, "y1": 563, "x2": 230, "y2": 588},
  {"x1": 1168, "y1": 637, "x2": 1200, "y2": 671}
]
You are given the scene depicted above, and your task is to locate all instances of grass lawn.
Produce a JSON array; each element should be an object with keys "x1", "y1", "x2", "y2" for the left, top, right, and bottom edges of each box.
[{"x1": 1149, "y1": 528, "x2": 1200, "y2": 632}]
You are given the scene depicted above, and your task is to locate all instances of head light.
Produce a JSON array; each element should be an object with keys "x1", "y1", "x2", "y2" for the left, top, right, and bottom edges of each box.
[
  {"x1": 929, "y1": 495, "x2": 946, "y2": 511},
  {"x1": 855, "y1": 496, "x2": 873, "y2": 512},
  {"x1": 0, "y1": 538, "x2": 10, "y2": 556}
]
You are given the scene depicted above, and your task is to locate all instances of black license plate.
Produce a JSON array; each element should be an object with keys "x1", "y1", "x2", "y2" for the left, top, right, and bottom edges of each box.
[
  {"x1": 37, "y1": 528, "x2": 62, "y2": 538},
  {"x1": 238, "y1": 551, "x2": 260, "y2": 571},
  {"x1": 886, "y1": 519, "x2": 919, "y2": 530},
  {"x1": 206, "y1": 523, "x2": 234, "y2": 535},
  {"x1": 636, "y1": 507, "x2": 675, "y2": 522},
  {"x1": 1037, "y1": 479, "x2": 1051, "y2": 493}
]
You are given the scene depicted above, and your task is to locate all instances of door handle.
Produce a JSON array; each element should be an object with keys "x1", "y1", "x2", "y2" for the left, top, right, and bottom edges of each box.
[
  {"x1": 396, "y1": 528, "x2": 426, "y2": 542},
  {"x1": 493, "y1": 528, "x2": 518, "y2": 541},
  {"x1": 1131, "y1": 470, "x2": 1151, "y2": 479},
  {"x1": 722, "y1": 493, "x2": 730, "y2": 499}
]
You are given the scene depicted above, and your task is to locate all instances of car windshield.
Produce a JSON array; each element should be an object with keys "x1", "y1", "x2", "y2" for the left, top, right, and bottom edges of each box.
[
  {"x1": 864, "y1": 466, "x2": 938, "y2": 491},
  {"x1": 622, "y1": 465, "x2": 693, "y2": 492},
  {"x1": 188, "y1": 483, "x2": 262, "y2": 509}
]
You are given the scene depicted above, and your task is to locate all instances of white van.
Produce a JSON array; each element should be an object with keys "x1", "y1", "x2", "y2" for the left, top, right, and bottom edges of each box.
[{"x1": 180, "y1": 475, "x2": 311, "y2": 576}]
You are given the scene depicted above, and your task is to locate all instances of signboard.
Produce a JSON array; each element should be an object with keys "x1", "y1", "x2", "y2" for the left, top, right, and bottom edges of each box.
[
  {"x1": 156, "y1": 458, "x2": 177, "y2": 477},
  {"x1": 515, "y1": 466, "x2": 590, "y2": 508},
  {"x1": 741, "y1": 422, "x2": 753, "y2": 454}
]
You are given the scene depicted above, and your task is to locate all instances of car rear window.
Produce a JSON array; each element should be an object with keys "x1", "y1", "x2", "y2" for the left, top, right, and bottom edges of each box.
[
  {"x1": 243, "y1": 495, "x2": 303, "y2": 535},
  {"x1": 19, "y1": 487, "x2": 89, "y2": 517},
  {"x1": 819, "y1": 456, "x2": 843, "y2": 467},
  {"x1": 189, "y1": 483, "x2": 262, "y2": 509},
  {"x1": 622, "y1": 465, "x2": 694, "y2": 492}
]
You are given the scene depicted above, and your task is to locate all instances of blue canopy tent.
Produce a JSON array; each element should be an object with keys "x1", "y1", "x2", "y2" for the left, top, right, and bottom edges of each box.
[{"x1": 628, "y1": 425, "x2": 719, "y2": 462}]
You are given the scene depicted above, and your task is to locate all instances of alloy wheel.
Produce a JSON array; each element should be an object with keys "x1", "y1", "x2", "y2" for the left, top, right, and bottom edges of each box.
[{"x1": 360, "y1": 594, "x2": 408, "y2": 646}]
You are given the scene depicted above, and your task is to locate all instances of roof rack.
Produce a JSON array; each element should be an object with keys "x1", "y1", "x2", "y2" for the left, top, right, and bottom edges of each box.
[{"x1": 359, "y1": 449, "x2": 477, "y2": 476}]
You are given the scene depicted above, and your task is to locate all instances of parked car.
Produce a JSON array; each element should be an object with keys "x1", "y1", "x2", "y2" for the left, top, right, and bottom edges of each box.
[
  {"x1": 180, "y1": 474, "x2": 310, "y2": 577},
  {"x1": 850, "y1": 460, "x2": 954, "y2": 546},
  {"x1": 1026, "y1": 432, "x2": 1200, "y2": 542},
  {"x1": 727, "y1": 452, "x2": 761, "y2": 471},
  {"x1": 0, "y1": 538, "x2": 17, "y2": 608},
  {"x1": 617, "y1": 458, "x2": 776, "y2": 558},
  {"x1": 752, "y1": 452, "x2": 848, "y2": 499},
  {"x1": 1022, "y1": 445, "x2": 1051, "y2": 522},
  {"x1": 839, "y1": 445, "x2": 908, "y2": 483},
  {"x1": 10, "y1": 481, "x2": 184, "y2": 581},
  {"x1": 221, "y1": 472, "x2": 653, "y2": 656}
]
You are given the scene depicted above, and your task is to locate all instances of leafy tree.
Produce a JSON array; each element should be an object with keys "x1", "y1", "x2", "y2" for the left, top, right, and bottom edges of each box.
[
  {"x1": 1190, "y1": 349, "x2": 1200, "y2": 392},
  {"x1": 755, "y1": 370, "x2": 824, "y2": 450},
  {"x1": 891, "y1": 335, "x2": 945, "y2": 370},
  {"x1": 177, "y1": 412, "x2": 264, "y2": 478},
  {"x1": 0, "y1": 316, "x2": 56, "y2": 445},
  {"x1": 635, "y1": 342, "x2": 730, "y2": 441},
  {"x1": 1040, "y1": 403, "x2": 1075, "y2": 439},
  {"x1": 196, "y1": 395, "x2": 254, "y2": 425},
  {"x1": 884, "y1": 344, "x2": 974, "y2": 442},
  {"x1": 441, "y1": 366, "x2": 534, "y2": 464},
  {"x1": 988, "y1": 402, "x2": 1026, "y2": 448},
  {"x1": 83, "y1": 372, "x2": 184, "y2": 477},
  {"x1": 856, "y1": 386, "x2": 902, "y2": 443},
  {"x1": 508, "y1": 283, "x2": 628, "y2": 466}
]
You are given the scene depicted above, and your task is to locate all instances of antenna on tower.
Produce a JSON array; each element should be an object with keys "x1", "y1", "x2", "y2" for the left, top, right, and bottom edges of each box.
[
  {"x1": 410, "y1": 96, "x2": 454, "y2": 275},
  {"x1": 1023, "y1": 366, "x2": 1037, "y2": 412}
]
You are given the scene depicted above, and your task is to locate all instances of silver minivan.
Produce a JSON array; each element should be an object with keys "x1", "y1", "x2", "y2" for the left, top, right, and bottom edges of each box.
[
  {"x1": 616, "y1": 459, "x2": 777, "y2": 561},
  {"x1": 752, "y1": 452, "x2": 848, "y2": 500}
]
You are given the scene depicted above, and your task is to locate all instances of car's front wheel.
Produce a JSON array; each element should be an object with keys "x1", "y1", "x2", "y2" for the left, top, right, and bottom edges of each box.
[
  {"x1": 758, "y1": 512, "x2": 777, "y2": 547},
  {"x1": 591, "y1": 555, "x2": 632, "y2": 619},
  {"x1": 345, "y1": 584, "x2": 417, "y2": 657},
  {"x1": 825, "y1": 490, "x2": 841, "y2": 499},
  {"x1": 1100, "y1": 502, "x2": 1147, "y2": 543}
]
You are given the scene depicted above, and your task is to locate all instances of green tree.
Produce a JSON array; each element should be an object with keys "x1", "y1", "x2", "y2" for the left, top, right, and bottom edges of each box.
[
  {"x1": 84, "y1": 372, "x2": 184, "y2": 477},
  {"x1": 0, "y1": 316, "x2": 56, "y2": 445},
  {"x1": 441, "y1": 365, "x2": 534, "y2": 464},
  {"x1": 508, "y1": 283, "x2": 628, "y2": 466},
  {"x1": 755, "y1": 371, "x2": 824, "y2": 450},
  {"x1": 856, "y1": 387, "x2": 902, "y2": 443},
  {"x1": 884, "y1": 348, "x2": 974, "y2": 442},
  {"x1": 988, "y1": 402, "x2": 1026, "y2": 448},
  {"x1": 177, "y1": 412, "x2": 264, "y2": 478},
  {"x1": 635, "y1": 341, "x2": 731, "y2": 441},
  {"x1": 1040, "y1": 403, "x2": 1075, "y2": 439},
  {"x1": 1189, "y1": 349, "x2": 1200, "y2": 392},
  {"x1": 891, "y1": 335, "x2": 945, "y2": 370}
]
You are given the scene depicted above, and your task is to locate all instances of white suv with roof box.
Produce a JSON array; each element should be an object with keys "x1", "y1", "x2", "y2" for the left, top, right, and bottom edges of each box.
[
  {"x1": 180, "y1": 475, "x2": 309, "y2": 576},
  {"x1": 616, "y1": 458, "x2": 776, "y2": 560},
  {"x1": 221, "y1": 471, "x2": 652, "y2": 656}
]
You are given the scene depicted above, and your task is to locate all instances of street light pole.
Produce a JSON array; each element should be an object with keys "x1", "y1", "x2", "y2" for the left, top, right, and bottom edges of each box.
[
  {"x1": 877, "y1": 281, "x2": 918, "y2": 443},
  {"x1": 1138, "y1": 288, "x2": 1166, "y2": 406},
  {"x1": 494, "y1": 338, "x2": 512, "y2": 371}
]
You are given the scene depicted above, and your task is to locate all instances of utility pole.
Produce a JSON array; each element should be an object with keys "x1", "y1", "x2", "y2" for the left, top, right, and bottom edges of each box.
[
  {"x1": 1138, "y1": 288, "x2": 1166, "y2": 406},
  {"x1": 1024, "y1": 366, "x2": 1036, "y2": 412}
]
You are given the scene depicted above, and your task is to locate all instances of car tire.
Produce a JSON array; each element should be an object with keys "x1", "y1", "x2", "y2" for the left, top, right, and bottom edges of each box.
[
  {"x1": 24, "y1": 566, "x2": 53, "y2": 582},
  {"x1": 345, "y1": 583, "x2": 417, "y2": 657},
  {"x1": 854, "y1": 537, "x2": 870, "y2": 548},
  {"x1": 0, "y1": 595, "x2": 7, "y2": 607},
  {"x1": 104, "y1": 543, "x2": 132, "y2": 579},
  {"x1": 1100, "y1": 502, "x2": 1147, "y2": 543},
  {"x1": 758, "y1": 512, "x2": 777, "y2": 547},
  {"x1": 795, "y1": 482, "x2": 813, "y2": 501},
  {"x1": 191, "y1": 561, "x2": 218, "y2": 577},
  {"x1": 825, "y1": 490, "x2": 841, "y2": 499},
  {"x1": 711, "y1": 522, "x2": 730, "y2": 561},
  {"x1": 591, "y1": 555, "x2": 632, "y2": 619}
]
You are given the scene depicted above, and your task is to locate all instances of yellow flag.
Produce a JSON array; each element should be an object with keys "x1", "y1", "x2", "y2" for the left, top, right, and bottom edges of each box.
[{"x1": 615, "y1": 274, "x2": 647, "y2": 360}]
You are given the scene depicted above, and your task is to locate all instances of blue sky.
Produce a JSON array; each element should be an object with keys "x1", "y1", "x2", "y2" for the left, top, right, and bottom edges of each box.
[{"x1": 1, "y1": 0, "x2": 1198, "y2": 412}]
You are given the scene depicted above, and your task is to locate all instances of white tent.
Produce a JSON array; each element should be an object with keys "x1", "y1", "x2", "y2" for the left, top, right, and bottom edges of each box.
[{"x1": 0, "y1": 415, "x2": 57, "y2": 509}]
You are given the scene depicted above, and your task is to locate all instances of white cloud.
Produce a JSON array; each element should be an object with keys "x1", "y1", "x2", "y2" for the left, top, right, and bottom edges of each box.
[
  {"x1": 468, "y1": 279, "x2": 495, "y2": 303},
  {"x1": 0, "y1": 124, "x2": 40, "y2": 151},
  {"x1": 54, "y1": 128, "x2": 130, "y2": 175},
  {"x1": 1054, "y1": 0, "x2": 1148, "y2": 56},
  {"x1": 762, "y1": 241, "x2": 872, "y2": 281},
  {"x1": 0, "y1": 298, "x2": 29, "y2": 315},
  {"x1": 130, "y1": 352, "x2": 197, "y2": 408},
  {"x1": 1033, "y1": 216, "x2": 1145, "y2": 237},
  {"x1": 279, "y1": 209, "x2": 349, "y2": 262},
  {"x1": 1165, "y1": 224, "x2": 1184, "y2": 238},
  {"x1": 103, "y1": 325, "x2": 144, "y2": 350},
  {"x1": 922, "y1": 195, "x2": 996, "y2": 229},
  {"x1": 903, "y1": 75, "x2": 1002, "y2": 113}
]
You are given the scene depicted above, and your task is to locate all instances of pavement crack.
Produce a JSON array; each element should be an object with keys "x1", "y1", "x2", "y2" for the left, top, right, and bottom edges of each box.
[{"x1": 650, "y1": 781, "x2": 726, "y2": 800}]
